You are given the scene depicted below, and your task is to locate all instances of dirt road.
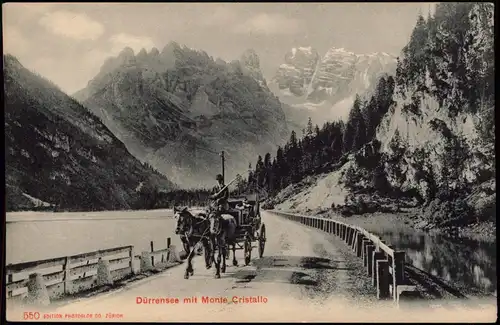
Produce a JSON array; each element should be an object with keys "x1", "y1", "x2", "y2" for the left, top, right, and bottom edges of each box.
[{"x1": 6, "y1": 211, "x2": 495, "y2": 322}]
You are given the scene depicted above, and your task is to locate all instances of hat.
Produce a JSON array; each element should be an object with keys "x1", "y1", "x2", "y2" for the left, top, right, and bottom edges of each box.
[{"x1": 216, "y1": 174, "x2": 223, "y2": 181}]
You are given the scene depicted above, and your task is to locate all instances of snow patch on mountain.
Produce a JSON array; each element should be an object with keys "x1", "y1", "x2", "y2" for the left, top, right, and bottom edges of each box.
[{"x1": 271, "y1": 46, "x2": 397, "y2": 126}]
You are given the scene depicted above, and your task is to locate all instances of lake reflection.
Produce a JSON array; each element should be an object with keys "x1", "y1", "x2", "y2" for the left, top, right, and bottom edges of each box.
[{"x1": 366, "y1": 228, "x2": 496, "y2": 295}]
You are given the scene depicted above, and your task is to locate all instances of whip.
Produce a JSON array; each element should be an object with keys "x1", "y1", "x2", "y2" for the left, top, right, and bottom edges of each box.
[{"x1": 211, "y1": 173, "x2": 242, "y2": 198}]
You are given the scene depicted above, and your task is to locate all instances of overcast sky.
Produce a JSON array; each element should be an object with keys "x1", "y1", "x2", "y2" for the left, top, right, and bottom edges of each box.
[{"x1": 3, "y1": 2, "x2": 436, "y2": 94}]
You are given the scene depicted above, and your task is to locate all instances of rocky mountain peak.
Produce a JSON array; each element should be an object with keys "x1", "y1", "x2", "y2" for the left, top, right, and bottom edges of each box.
[
  {"x1": 215, "y1": 58, "x2": 226, "y2": 65},
  {"x1": 4, "y1": 54, "x2": 22, "y2": 66},
  {"x1": 149, "y1": 47, "x2": 160, "y2": 57},
  {"x1": 272, "y1": 46, "x2": 320, "y2": 98},
  {"x1": 241, "y1": 49, "x2": 260, "y2": 70},
  {"x1": 136, "y1": 48, "x2": 148, "y2": 60},
  {"x1": 269, "y1": 45, "x2": 397, "y2": 125},
  {"x1": 284, "y1": 46, "x2": 319, "y2": 64},
  {"x1": 115, "y1": 47, "x2": 137, "y2": 67},
  {"x1": 118, "y1": 46, "x2": 135, "y2": 58},
  {"x1": 161, "y1": 41, "x2": 181, "y2": 56},
  {"x1": 73, "y1": 42, "x2": 289, "y2": 188}
]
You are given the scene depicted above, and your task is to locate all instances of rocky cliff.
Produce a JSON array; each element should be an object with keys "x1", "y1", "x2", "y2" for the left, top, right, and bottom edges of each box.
[
  {"x1": 74, "y1": 43, "x2": 289, "y2": 188},
  {"x1": 4, "y1": 55, "x2": 174, "y2": 211},
  {"x1": 372, "y1": 2, "x2": 495, "y2": 226},
  {"x1": 269, "y1": 46, "x2": 396, "y2": 126}
]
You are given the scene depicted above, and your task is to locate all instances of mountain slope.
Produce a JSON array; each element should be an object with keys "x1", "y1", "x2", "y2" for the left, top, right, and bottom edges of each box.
[
  {"x1": 74, "y1": 43, "x2": 289, "y2": 188},
  {"x1": 269, "y1": 46, "x2": 397, "y2": 126},
  {"x1": 4, "y1": 54, "x2": 174, "y2": 211}
]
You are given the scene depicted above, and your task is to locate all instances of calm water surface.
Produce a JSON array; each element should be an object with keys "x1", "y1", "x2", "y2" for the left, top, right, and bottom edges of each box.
[
  {"x1": 5, "y1": 210, "x2": 185, "y2": 265},
  {"x1": 359, "y1": 223, "x2": 497, "y2": 296}
]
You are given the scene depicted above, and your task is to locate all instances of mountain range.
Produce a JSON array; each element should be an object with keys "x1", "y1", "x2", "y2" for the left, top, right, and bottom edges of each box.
[
  {"x1": 269, "y1": 46, "x2": 397, "y2": 126},
  {"x1": 73, "y1": 43, "x2": 289, "y2": 188},
  {"x1": 5, "y1": 37, "x2": 407, "y2": 210}
]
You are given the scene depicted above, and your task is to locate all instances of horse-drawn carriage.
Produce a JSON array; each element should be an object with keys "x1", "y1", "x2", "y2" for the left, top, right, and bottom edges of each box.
[
  {"x1": 226, "y1": 193, "x2": 266, "y2": 265},
  {"x1": 174, "y1": 190, "x2": 266, "y2": 279}
]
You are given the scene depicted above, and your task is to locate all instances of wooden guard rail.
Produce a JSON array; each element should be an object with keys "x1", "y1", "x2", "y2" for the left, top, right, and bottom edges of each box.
[
  {"x1": 269, "y1": 211, "x2": 415, "y2": 302},
  {"x1": 6, "y1": 237, "x2": 179, "y2": 305}
]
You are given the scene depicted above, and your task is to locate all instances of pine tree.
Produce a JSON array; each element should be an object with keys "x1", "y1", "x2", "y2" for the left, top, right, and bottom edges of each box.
[
  {"x1": 275, "y1": 146, "x2": 287, "y2": 188},
  {"x1": 353, "y1": 112, "x2": 367, "y2": 150},
  {"x1": 343, "y1": 95, "x2": 363, "y2": 152},
  {"x1": 306, "y1": 117, "x2": 314, "y2": 138},
  {"x1": 264, "y1": 153, "x2": 272, "y2": 190},
  {"x1": 255, "y1": 155, "x2": 265, "y2": 188}
]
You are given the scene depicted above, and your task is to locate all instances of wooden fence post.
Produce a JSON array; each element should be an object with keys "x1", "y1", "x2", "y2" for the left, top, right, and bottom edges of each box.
[
  {"x1": 372, "y1": 251, "x2": 385, "y2": 286},
  {"x1": 63, "y1": 256, "x2": 71, "y2": 294},
  {"x1": 377, "y1": 260, "x2": 390, "y2": 299},
  {"x1": 356, "y1": 233, "x2": 365, "y2": 257},
  {"x1": 7, "y1": 274, "x2": 13, "y2": 298},
  {"x1": 166, "y1": 237, "x2": 171, "y2": 262},
  {"x1": 392, "y1": 251, "x2": 406, "y2": 300},
  {"x1": 348, "y1": 228, "x2": 354, "y2": 246},
  {"x1": 362, "y1": 238, "x2": 370, "y2": 266},
  {"x1": 150, "y1": 241, "x2": 155, "y2": 267},
  {"x1": 350, "y1": 230, "x2": 356, "y2": 249},
  {"x1": 129, "y1": 246, "x2": 136, "y2": 275},
  {"x1": 366, "y1": 245, "x2": 375, "y2": 276}
]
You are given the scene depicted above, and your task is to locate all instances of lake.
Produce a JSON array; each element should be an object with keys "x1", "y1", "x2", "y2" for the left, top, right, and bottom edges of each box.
[
  {"x1": 340, "y1": 214, "x2": 497, "y2": 296},
  {"x1": 5, "y1": 209, "x2": 189, "y2": 265}
]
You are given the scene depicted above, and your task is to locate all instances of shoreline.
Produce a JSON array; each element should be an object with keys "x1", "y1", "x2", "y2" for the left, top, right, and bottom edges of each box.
[{"x1": 276, "y1": 206, "x2": 496, "y2": 244}]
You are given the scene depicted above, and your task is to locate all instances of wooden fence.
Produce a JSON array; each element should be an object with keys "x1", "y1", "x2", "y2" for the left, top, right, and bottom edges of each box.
[
  {"x1": 268, "y1": 210, "x2": 417, "y2": 303},
  {"x1": 5, "y1": 237, "x2": 181, "y2": 305}
]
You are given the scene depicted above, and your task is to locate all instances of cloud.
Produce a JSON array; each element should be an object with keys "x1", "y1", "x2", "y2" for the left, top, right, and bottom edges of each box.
[
  {"x1": 234, "y1": 13, "x2": 302, "y2": 35},
  {"x1": 3, "y1": 28, "x2": 30, "y2": 56},
  {"x1": 38, "y1": 10, "x2": 104, "y2": 40},
  {"x1": 3, "y1": 3, "x2": 54, "y2": 20},
  {"x1": 198, "y1": 6, "x2": 239, "y2": 27},
  {"x1": 109, "y1": 33, "x2": 156, "y2": 55}
]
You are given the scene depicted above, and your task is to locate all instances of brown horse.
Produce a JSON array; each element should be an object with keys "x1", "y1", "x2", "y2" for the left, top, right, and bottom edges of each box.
[
  {"x1": 208, "y1": 207, "x2": 238, "y2": 278},
  {"x1": 174, "y1": 207, "x2": 213, "y2": 279}
]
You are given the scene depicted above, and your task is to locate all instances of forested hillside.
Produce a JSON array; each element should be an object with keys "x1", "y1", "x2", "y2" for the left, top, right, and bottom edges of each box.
[
  {"x1": 4, "y1": 55, "x2": 175, "y2": 212},
  {"x1": 244, "y1": 2, "x2": 495, "y2": 230}
]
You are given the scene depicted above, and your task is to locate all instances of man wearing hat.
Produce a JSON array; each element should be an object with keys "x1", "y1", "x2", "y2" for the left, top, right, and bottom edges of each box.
[{"x1": 210, "y1": 174, "x2": 229, "y2": 214}]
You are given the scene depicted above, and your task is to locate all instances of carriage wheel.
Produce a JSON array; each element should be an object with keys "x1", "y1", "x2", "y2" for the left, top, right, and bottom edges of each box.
[
  {"x1": 244, "y1": 232, "x2": 252, "y2": 266},
  {"x1": 258, "y1": 224, "x2": 266, "y2": 258}
]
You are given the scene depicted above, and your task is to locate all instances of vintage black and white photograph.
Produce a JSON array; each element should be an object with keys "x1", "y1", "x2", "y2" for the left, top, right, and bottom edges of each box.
[{"x1": 3, "y1": 2, "x2": 496, "y2": 322}]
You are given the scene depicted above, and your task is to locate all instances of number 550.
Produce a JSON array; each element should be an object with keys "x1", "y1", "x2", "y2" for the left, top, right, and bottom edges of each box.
[{"x1": 24, "y1": 312, "x2": 40, "y2": 320}]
